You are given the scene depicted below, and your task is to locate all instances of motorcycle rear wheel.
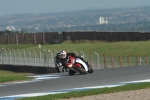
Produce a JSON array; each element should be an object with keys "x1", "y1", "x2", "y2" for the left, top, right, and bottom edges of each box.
[{"x1": 88, "y1": 66, "x2": 93, "y2": 73}]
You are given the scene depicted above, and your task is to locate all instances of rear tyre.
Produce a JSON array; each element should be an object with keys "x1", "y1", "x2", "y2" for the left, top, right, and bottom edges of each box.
[{"x1": 88, "y1": 66, "x2": 93, "y2": 73}]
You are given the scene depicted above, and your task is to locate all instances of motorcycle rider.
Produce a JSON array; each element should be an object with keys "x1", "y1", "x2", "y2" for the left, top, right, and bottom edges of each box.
[
  {"x1": 59, "y1": 50, "x2": 77, "y2": 71},
  {"x1": 54, "y1": 52, "x2": 62, "y2": 72}
]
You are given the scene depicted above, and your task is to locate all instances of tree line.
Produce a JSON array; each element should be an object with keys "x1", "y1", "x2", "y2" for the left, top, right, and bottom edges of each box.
[
  {"x1": 49, "y1": 21, "x2": 150, "y2": 32},
  {"x1": 1, "y1": 21, "x2": 150, "y2": 34},
  {"x1": 0, "y1": 30, "x2": 27, "y2": 35}
]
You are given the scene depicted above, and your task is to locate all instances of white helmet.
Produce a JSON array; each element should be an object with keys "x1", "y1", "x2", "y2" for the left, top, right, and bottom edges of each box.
[{"x1": 60, "y1": 50, "x2": 67, "y2": 59}]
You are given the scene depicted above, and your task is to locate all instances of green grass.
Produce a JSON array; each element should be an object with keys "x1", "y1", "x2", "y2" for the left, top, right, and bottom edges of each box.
[
  {"x1": 1, "y1": 41, "x2": 150, "y2": 56},
  {"x1": 18, "y1": 82, "x2": 150, "y2": 100},
  {"x1": 0, "y1": 70, "x2": 33, "y2": 83}
]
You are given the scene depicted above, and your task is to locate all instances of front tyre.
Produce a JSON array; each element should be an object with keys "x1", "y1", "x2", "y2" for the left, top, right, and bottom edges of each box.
[
  {"x1": 76, "y1": 67, "x2": 87, "y2": 74},
  {"x1": 69, "y1": 69, "x2": 76, "y2": 75}
]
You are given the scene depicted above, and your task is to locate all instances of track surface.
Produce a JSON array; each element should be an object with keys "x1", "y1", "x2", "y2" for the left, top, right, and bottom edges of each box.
[{"x1": 0, "y1": 65, "x2": 150, "y2": 97}]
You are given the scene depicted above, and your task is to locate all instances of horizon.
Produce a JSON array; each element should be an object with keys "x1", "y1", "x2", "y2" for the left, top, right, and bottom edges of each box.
[{"x1": 0, "y1": 0, "x2": 150, "y2": 16}]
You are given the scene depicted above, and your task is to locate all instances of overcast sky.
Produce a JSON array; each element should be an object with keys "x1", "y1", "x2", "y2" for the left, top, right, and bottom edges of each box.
[{"x1": 0, "y1": 0, "x2": 150, "y2": 16}]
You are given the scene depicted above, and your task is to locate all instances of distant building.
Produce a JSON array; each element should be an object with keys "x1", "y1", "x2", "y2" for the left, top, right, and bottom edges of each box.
[
  {"x1": 99, "y1": 17, "x2": 108, "y2": 24},
  {"x1": 6, "y1": 26, "x2": 16, "y2": 31}
]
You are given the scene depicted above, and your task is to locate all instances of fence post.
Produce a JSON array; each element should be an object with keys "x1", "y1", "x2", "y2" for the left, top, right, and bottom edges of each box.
[
  {"x1": 89, "y1": 53, "x2": 93, "y2": 68},
  {"x1": 42, "y1": 32, "x2": 45, "y2": 44},
  {"x1": 32, "y1": 49, "x2": 36, "y2": 66},
  {"x1": 2, "y1": 48, "x2": 7, "y2": 64},
  {"x1": 55, "y1": 50, "x2": 58, "y2": 53},
  {"x1": 38, "y1": 49, "x2": 41, "y2": 66},
  {"x1": 80, "y1": 50, "x2": 84, "y2": 58},
  {"x1": 8, "y1": 49, "x2": 12, "y2": 65},
  {"x1": 74, "y1": 50, "x2": 78, "y2": 55},
  {"x1": 17, "y1": 49, "x2": 21, "y2": 65},
  {"x1": 145, "y1": 54, "x2": 148, "y2": 65},
  {"x1": 128, "y1": 54, "x2": 130, "y2": 66},
  {"x1": 95, "y1": 52, "x2": 100, "y2": 69},
  {"x1": 12, "y1": 48, "x2": 16, "y2": 65},
  {"x1": 103, "y1": 54, "x2": 106, "y2": 69},
  {"x1": 43, "y1": 49, "x2": 48, "y2": 67},
  {"x1": 111, "y1": 55, "x2": 115, "y2": 68},
  {"x1": 119, "y1": 54, "x2": 122, "y2": 67},
  {"x1": 15, "y1": 34, "x2": 18, "y2": 44},
  {"x1": 48, "y1": 49, "x2": 53, "y2": 67},
  {"x1": 137, "y1": 54, "x2": 140, "y2": 66},
  {"x1": 27, "y1": 49, "x2": 31, "y2": 66},
  {"x1": 22, "y1": 49, "x2": 26, "y2": 66},
  {"x1": 33, "y1": 33, "x2": 36, "y2": 44}
]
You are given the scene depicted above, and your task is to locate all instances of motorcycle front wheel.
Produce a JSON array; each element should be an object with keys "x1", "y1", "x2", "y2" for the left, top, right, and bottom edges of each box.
[
  {"x1": 76, "y1": 67, "x2": 87, "y2": 74},
  {"x1": 69, "y1": 69, "x2": 76, "y2": 75}
]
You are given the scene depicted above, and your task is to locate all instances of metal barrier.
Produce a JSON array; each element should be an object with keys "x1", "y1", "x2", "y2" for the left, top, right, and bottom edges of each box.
[
  {"x1": 0, "y1": 48, "x2": 149, "y2": 69},
  {"x1": 0, "y1": 48, "x2": 55, "y2": 67}
]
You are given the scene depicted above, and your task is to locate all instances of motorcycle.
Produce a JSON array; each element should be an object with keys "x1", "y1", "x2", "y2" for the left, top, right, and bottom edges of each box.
[
  {"x1": 54, "y1": 53, "x2": 93, "y2": 75},
  {"x1": 66, "y1": 56, "x2": 93, "y2": 75}
]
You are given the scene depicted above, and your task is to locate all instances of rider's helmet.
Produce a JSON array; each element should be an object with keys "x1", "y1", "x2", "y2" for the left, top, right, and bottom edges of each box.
[{"x1": 60, "y1": 50, "x2": 67, "y2": 59}]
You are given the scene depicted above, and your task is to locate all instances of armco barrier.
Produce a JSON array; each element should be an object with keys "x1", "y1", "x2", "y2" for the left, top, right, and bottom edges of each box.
[
  {"x1": 0, "y1": 65, "x2": 57, "y2": 74},
  {"x1": 0, "y1": 48, "x2": 149, "y2": 72}
]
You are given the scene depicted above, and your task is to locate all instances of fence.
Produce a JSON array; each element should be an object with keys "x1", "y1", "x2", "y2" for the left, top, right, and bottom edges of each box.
[
  {"x1": 62, "y1": 32, "x2": 150, "y2": 41},
  {"x1": 0, "y1": 32, "x2": 62, "y2": 44},
  {"x1": 0, "y1": 32, "x2": 150, "y2": 45},
  {"x1": 0, "y1": 48, "x2": 149, "y2": 69}
]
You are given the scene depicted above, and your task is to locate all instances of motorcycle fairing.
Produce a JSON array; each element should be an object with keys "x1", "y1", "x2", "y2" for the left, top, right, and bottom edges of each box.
[{"x1": 75, "y1": 58, "x2": 88, "y2": 71}]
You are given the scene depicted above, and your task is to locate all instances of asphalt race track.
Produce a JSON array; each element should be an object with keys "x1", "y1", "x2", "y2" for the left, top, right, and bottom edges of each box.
[{"x1": 1, "y1": 65, "x2": 150, "y2": 99}]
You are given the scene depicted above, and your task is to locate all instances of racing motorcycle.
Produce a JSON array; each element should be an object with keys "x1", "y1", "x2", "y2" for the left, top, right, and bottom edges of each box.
[
  {"x1": 66, "y1": 56, "x2": 93, "y2": 75},
  {"x1": 54, "y1": 54, "x2": 93, "y2": 75}
]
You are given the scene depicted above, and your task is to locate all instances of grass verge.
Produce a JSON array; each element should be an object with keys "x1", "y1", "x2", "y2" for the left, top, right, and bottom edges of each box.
[
  {"x1": 18, "y1": 82, "x2": 150, "y2": 100},
  {"x1": 0, "y1": 70, "x2": 33, "y2": 83},
  {"x1": 0, "y1": 41, "x2": 150, "y2": 56}
]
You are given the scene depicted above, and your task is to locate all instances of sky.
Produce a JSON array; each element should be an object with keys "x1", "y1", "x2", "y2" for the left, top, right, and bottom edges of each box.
[{"x1": 0, "y1": 0, "x2": 150, "y2": 16}]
